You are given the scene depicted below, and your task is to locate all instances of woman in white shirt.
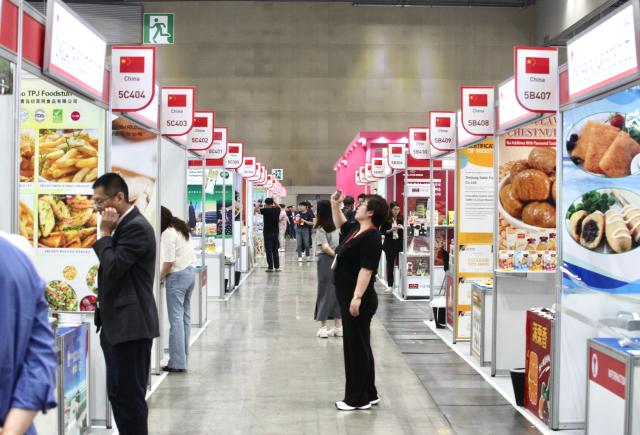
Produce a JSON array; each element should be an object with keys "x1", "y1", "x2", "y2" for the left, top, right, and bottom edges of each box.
[{"x1": 160, "y1": 206, "x2": 197, "y2": 373}]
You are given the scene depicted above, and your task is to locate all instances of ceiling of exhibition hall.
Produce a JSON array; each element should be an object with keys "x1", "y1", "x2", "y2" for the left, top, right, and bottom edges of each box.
[{"x1": 45, "y1": 0, "x2": 537, "y2": 6}]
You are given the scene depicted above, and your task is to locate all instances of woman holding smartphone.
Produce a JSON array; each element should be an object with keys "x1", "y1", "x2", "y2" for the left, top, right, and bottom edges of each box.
[{"x1": 330, "y1": 190, "x2": 388, "y2": 411}]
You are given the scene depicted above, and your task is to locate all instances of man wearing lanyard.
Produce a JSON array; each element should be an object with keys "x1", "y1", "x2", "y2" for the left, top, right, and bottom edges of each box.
[{"x1": 92, "y1": 173, "x2": 159, "y2": 435}]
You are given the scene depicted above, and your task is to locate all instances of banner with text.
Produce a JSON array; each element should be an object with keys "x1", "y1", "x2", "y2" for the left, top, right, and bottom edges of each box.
[
  {"x1": 461, "y1": 86, "x2": 494, "y2": 136},
  {"x1": 429, "y1": 112, "x2": 456, "y2": 155},
  {"x1": 224, "y1": 142, "x2": 243, "y2": 169},
  {"x1": 187, "y1": 111, "x2": 214, "y2": 152},
  {"x1": 387, "y1": 143, "x2": 406, "y2": 170},
  {"x1": 238, "y1": 156, "x2": 256, "y2": 178},
  {"x1": 409, "y1": 127, "x2": 429, "y2": 160},
  {"x1": 515, "y1": 47, "x2": 558, "y2": 113}
]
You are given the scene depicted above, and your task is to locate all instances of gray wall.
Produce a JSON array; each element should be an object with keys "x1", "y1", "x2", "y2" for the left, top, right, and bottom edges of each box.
[
  {"x1": 145, "y1": 1, "x2": 535, "y2": 186},
  {"x1": 535, "y1": 0, "x2": 618, "y2": 44}
]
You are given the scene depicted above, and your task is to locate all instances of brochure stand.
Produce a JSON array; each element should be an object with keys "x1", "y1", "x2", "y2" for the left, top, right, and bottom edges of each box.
[
  {"x1": 492, "y1": 78, "x2": 556, "y2": 375},
  {"x1": 552, "y1": 2, "x2": 640, "y2": 429}
]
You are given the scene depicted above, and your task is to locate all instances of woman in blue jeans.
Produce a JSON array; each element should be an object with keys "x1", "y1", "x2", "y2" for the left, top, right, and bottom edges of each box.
[{"x1": 160, "y1": 206, "x2": 197, "y2": 373}]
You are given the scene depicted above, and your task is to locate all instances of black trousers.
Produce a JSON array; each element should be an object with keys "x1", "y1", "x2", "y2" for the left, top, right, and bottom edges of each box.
[
  {"x1": 264, "y1": 232, "x2": 280, "y2": 269},
  {"x1": 340, "y1": 308, "x2": 378, "y2": 407},
  {"x1": 384, "y1": 246, "x2": 399, "y2": 287},
  {"x1": 101, "y1": 336, "x2": 152, "y2": 435}
]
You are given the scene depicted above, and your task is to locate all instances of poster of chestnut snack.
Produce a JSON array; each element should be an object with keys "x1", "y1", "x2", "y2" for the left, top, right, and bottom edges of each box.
[{"x1": 497, "y1": 116, "x2": 557, "y2": 272}]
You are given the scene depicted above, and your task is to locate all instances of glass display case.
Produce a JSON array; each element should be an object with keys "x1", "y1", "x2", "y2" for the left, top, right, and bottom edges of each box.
[{"x1": 401, "y1": 182, "x2": 431, "y2": 298}]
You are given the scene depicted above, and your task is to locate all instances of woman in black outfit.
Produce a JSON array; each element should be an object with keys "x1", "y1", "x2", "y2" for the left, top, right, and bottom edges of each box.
[
  {"x1": 380, "y1": 201, "x2": 403, "y2": 290},
  {"x1": 330, "y1": 190, "x2": 389, "y2": 411}
]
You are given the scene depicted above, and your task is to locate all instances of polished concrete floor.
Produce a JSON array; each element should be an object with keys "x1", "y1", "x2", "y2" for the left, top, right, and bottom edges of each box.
[{"x1": 147, "y1": 247, "x2": 539, "y2": 435}]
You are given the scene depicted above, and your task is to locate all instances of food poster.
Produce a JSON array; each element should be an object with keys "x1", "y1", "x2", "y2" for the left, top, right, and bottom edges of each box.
[
  {"x1": 524, "y1": 309, "x2": 554, "y2": 425},
  {"x1": 562, "y1": 86, "x2": 640, "y2": 295},
  {"x1": 432, "y1": 169, "x2": 455, "y2": 266},
  {"x1": 455, "y1": 140, "x2": 494, "y2": 340},
  {"x1": 57, "y1": 324, "x2": 90, "y2": 435},
  {"x1": 186, "y1": 167, "x2": 233, "y2": 246},
  {"x1": 111, "y1": 116, "x2": 158, "y2": 227},
  {"x1": 19, "y1": 77, "x2": 105, "y2": 312},
  {"x1": 497, "y1": 116, "x2": 557, "y2": 272}
]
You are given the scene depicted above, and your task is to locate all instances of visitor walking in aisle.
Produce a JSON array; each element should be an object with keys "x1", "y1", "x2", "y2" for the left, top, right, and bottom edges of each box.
[
  {"x1": 259, "y1": 198, "x2": 281, "y2": 272},
  {"x1": 160, "y1": 206, "x2": 197, "y2": 373},
  {"x1": 381, "y1": 201, "x2": 404, "y2": 291},
  {"x1": 286, "y1": 205, "x2": 296, "y2": 238},
  {"x1": 0, "y1": 237, "x2": 57, "y2": 435},
  {"x1": 278, "y1": 203, "x2": 288, "y2": 252},
  {"x1": 295, "y1": 201, "x2": 314, "y2": 262},
  {"x1": 330, "y1": 190, "x2": 388, "y2": 411},
  {"x1": 313, "y1": 200, "x2": 342, "y2": 339},
  {"x1": 341, "y1": 195, "x2": 356, "y2": 221},
  {"x1": 357, "y1": 193, "x2": 366, "y2": 207},
  {"x1": 92, "y1": 173, "x2": 160, "y2": 435}
]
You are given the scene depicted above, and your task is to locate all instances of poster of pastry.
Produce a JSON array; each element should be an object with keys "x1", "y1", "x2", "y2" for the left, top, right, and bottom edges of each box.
[
  {"x1": 562, "y1": 86, "x2": 640, "y2": 293},
  {"x1": 111, "y1": 116, "x2": 158, "y2": 228},
  {"x1": 20, "y1": 77, "x2": 106, "y2": 312},
  {"x1": 497, "y1": 116, "x2": 557, "y2": 272}
]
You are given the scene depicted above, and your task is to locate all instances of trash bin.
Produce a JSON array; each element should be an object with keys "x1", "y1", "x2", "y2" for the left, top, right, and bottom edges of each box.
[{"x1": 510, "y1": 368, "x2": 526, "y2": 406}]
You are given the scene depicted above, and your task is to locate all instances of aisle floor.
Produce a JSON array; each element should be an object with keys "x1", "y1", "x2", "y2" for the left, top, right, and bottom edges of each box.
[{"x1": 147, "y1": 247, "x2": 539, "y2": 435}]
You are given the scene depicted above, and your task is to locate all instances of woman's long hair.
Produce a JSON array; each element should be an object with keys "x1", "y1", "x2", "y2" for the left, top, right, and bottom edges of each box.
[
  {"x1": 314, "y1": 200, "x2": 336, "y2": 233},
  {"x1": 161, "y1": 206, "x2": 191, "y2": 240},
  {"x1": 387, "y1": 201, "x2": 400, "y2": 223}
]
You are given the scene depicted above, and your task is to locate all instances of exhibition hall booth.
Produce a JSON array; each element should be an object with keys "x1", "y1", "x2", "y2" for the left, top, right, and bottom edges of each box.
[{"x1": 0, "y1": 1, "x2": 287, "y2": 433}]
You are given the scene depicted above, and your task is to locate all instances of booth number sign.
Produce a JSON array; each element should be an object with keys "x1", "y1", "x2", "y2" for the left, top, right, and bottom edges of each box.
[
  {"x1": 271, "y1": 169, "x2": 284, "y2": 180},
  {"x1": 143, "y1": 13, "x2": 174, "y2": 44}
]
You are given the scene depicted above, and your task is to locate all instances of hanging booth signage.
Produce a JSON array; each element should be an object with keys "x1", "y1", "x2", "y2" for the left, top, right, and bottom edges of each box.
[
  {"x1": 388, "y1": 143, "x2": 406, "y2": 170},
  {"x1": 409, "y1": 127, "x2": 429, "y2": 160},
  {"x1": 498, "y1": 78, "x2": 537, "y2": 131},
  {"x1": 44, "y1": 0, "x2": 107, "y2": 101},
  {"x1": 187, "y1": 111, "x2": 214, "y2": 151},
  {"x1": 238, "y1": 157, "x2": 257, "y2": 178},
  {"x1": 515, "y1": 47, "x2": 558, "y2": 113},
  {"x1": 202, "y1": 127, "x2": 227, "y2": 161},
  {"x1": 111, "y1": 46, "x2": 156, "y2": 112},
  {"x1": 365, "y1": 163, "x2": 375, "y2": 181},
  {"x1": 355, "y1": 170, "x2": 366, "y2": 186},
  {"x1": 256, "y1": 166, "x2": 268, "y2": 186},
  {"x1": 359, "y1": 167, "x2": 368, "y2": 183},
  {"x1": 429, "y1": 111, "x2": 456, "y2": 154},
  {"x1": 461, "y1": 86, "x2": 494, "y2": 136},
  {"x1": 567, "y1": 2, "x2": 639, "y2": 102},
  {"x1": 224, "y1": 142, "x2": 243, "y2": 169},
  {"x1": 457, "y1": 110, "x2": 478, "y2": 148},
  {"x1": 248, "y1": 162, "x2": 262, "y2": 182},
  {"x1": 161, "y1": 86, "x2": 195, "y2": 136},
  {"x1": 265, "y1": 176, "x2": 275, "y2": 189},
  {"x1": 128, "y1": 83, "x2": 159, "y2": 130},
  {"x1": 371, "y1": 157, "x2": 390, "y2": 178}
]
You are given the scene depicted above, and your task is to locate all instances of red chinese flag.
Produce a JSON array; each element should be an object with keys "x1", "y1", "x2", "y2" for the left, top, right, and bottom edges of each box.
[
  {"x1": 228, "y1": 145, "x2": 240, "y2": 154},
  {"x1": 435, "y1": 117, "x2": 451, "y2": 128},
  {"x1": 373, "y1": 158, "x2": 382, "y2": 166},
  {"x1": 213, "y1": 131, "x2": 223, "y2": 141},
  {"x1": 525, "y1": 56, "x2": 550, "y2": 74},
  {"x1": 120, "y1": 56, "x2": 145, "y2": 73},
  {"x1": 246, "y1": 158, "x2": 254, "y2": 165},
  {"x1": 413, "y1": 131, "x2": 427, "y2": 141},
  {"x1": 468, "y1": 93, "x2": 488, "y2": 107},
  {"x1": 193, "y1": 117, "x2": 208, "y2": 128},
  {"x1": 391, "y1": 146, "x2": 403, "y2": 155},
  {"x1": 167, "y1": 94, "x2": 187, "y2": 107}
]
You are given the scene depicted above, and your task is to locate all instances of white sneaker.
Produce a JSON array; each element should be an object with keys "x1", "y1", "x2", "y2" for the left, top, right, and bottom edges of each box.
[
  {"x1": 317, "y1": 326, "x2": 329, "y2": 338},
  {"x1": 298, "y1": 257, "x2": 303, "y2": 263},
  {"x1": 332, "y1": 327, "x2": 343, "y2": 337},
  {"x1": 370, "y1": 397, "x2": 380, "y2": 405},
  {"x1": 335, "y1": 401, "x2": 371, "y2": 411}
]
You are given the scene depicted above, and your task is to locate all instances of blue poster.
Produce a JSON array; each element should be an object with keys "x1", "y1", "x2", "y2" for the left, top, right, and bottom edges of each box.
[
  {"x1": 57, "y1": 324, "x2": 89, "y2": 435},
  {"x1": 562, "y1": 86, "x2": 640, "y2": 294}
]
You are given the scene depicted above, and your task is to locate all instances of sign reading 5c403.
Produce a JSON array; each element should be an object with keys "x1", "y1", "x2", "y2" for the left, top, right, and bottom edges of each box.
[{"x1": 166, "y1": 120, "x2": 188, "y2": 127}]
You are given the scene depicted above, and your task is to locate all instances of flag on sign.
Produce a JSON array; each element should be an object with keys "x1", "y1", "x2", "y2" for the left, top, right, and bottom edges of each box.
[
  {"x1": 525, "y1": 56, "x2": 550, "y2": 74},
  {"x1": 413, "y1": 132, "x2": 427, "y2": 141},
  {"x1": 468, "y1": 93, "x2": 488, "y2": 107},
  {"x1": 391, "y1": 146, "x2": 403, "y2": 155},
  {"x1": 435, "y1": 117, "x2": 451, "y2": 128},
  {"x1": 120, "y1": 56, "x2": 145, "y2": 73},
  {"x1": 167, "y1": 94, "x2": 187, "y2": 107},
  {"x1": 246, "y1": 158, "x2": 254, "y2": 165},
  {"x1": 373, "y1": 158, "x2": 382, "y2": 165},
  {"x1": 228, "y1": 145, "x2": 240, "y2": 154},
  {"x1": 213, "y1": 131, "x2": 223, "y2": 141},
  {"x1": 193, "y1": 117, "x2": 208, "y2": 128}
]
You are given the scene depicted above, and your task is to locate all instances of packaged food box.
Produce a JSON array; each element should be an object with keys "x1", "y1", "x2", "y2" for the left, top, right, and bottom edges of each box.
[
  {"x1": 543, "y1": 251, "x2": 557, "y2": 271},
  {"x1": 529, "y1": 252, "x2": 543, "y2": 271},
  {"x1": 499, "y1": 250, "x2": 515, "y2": 271},
  {"x1": 515, "y1": 230, "x2": 528, "y2": 251},
  {"x1": 515, "y1": 251, "x2": 529, "y2": 271}
]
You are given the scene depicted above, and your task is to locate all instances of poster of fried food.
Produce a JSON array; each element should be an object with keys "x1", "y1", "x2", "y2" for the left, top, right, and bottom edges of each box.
[
  {"x1": 38, "y1": 129, "x2": 99, "y2": 184},
  {"x1": 37, "y1": 194, "x2": 97, "y2": 249},
  {"x1": 497, "y1": 116, "x2": 557, "y2": 271},
  {"x1": 562, "y1": 86, "x2": 640, "y2": 293},
  {"x1": 111, "y1": 116, "x2": 158, "y2": 228},
  {"x1": 20, "y1": 129, "x2": 36, "y2": 182},
  {"x1": 19, "y1": 195, "x2": 35, "y2": 243}
]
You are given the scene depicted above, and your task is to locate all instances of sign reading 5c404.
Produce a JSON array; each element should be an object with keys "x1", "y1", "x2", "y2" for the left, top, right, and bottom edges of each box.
[{"x1": 118, "y1": 90, "x2": 146, "y2": 99}]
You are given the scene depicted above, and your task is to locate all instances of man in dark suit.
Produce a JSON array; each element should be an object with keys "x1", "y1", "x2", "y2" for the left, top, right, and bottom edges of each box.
[{"x1": 92, "y1": 173, "x2": 159, "y2": 435}]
